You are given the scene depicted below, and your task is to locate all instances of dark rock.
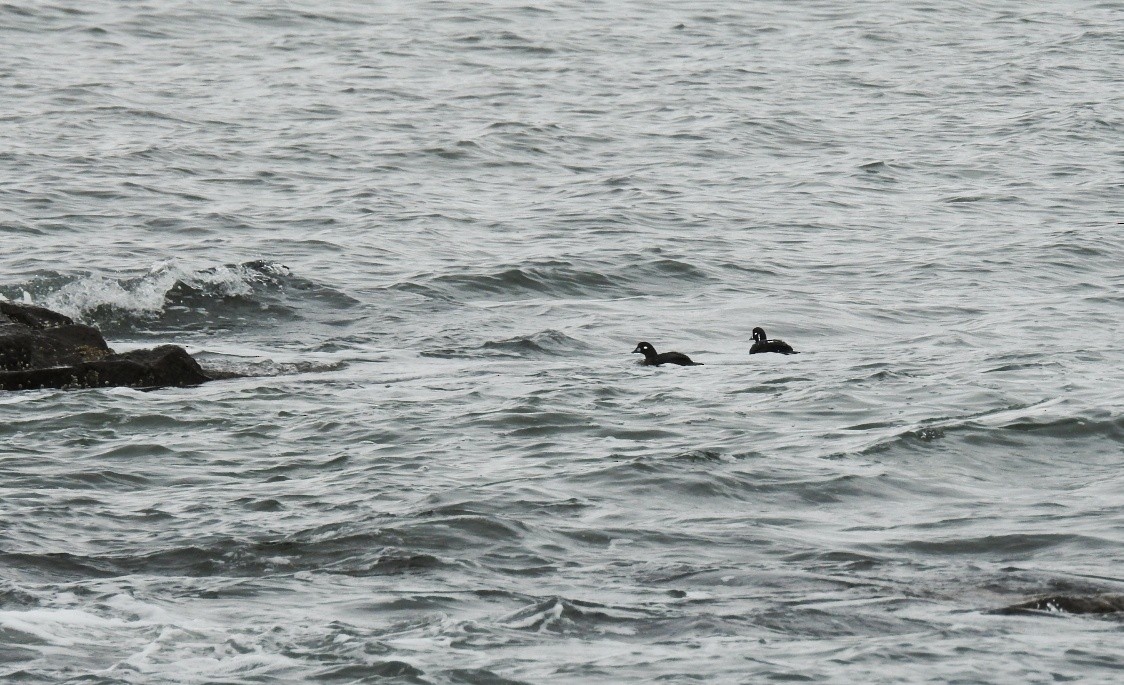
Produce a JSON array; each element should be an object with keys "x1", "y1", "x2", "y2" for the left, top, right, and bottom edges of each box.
[
  {"x1": 0, "y1": 301, "x2": 76, "y2": 329},
  {"x1": 993, "y1": 594, "x2": 1124, "y2": 616},
  {"x1": 1, "y1": 323, "x2": 112, "y2": 371},
  {"x1": 0, "y1": 301, "x2": 219, "y2": 391}
]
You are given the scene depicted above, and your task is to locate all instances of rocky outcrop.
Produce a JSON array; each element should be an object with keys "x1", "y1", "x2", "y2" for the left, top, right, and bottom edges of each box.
[
  {"x1": 1, "y1": 301, "x2": 216, "y2": 391},
  {"x1": 993, "y1": 594, "x2": 1124, "y2": 616}
]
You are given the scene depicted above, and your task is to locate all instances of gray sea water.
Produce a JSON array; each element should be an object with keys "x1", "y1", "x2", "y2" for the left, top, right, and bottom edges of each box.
[{"x1": 2, "y1": 1, "x2": 1122, "y2": 682}]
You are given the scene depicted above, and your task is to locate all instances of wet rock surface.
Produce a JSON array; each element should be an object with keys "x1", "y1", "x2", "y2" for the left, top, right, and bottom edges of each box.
[
  {"x1": 1, "y1": 301, "x2": 217, "y2": 391},
  {"x1": 994, "y1": 595, "x2": 1124, "y2": 616}
]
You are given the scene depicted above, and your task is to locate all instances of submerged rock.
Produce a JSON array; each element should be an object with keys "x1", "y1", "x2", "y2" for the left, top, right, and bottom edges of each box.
[
  {"x1": 1, "y1": 301, "x2": 218, "y2": 391},
  {"x1": 994, "y1": 594, "x2": 1124, "y2": 616}
]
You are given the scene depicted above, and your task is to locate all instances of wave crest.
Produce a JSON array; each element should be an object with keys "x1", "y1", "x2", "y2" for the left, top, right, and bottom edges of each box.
[{"x1": 2, "y1": 260, "x2": 358, "y2": 336}]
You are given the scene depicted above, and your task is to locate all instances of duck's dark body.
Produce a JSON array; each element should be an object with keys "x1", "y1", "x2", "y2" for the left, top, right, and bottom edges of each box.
[
  {"x1": 749, "y1": 327, "x2": 797, "y2": 355},
  {"x1": 632, "y1": 342, "x2": 701, "y2": 366}
]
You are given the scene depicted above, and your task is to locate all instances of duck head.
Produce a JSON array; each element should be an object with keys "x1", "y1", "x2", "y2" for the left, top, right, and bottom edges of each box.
[
  {"x1": 633, "y1": 342, "x2": 656, "y2": 359},
  {"x1": 751, "y1": 327, "x2": 767, "y2": 343}
]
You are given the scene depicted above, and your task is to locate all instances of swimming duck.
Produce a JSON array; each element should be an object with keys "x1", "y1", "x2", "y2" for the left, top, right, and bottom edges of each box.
[
  {"x1": 633, "y1": 341, "x2": 702, "y2": 366},
  {"x1": 749, "y1": 327, "x2": 796, "y2": 355}
]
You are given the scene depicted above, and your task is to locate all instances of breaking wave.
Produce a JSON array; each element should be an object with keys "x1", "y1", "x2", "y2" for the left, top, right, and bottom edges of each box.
[{"x1": 0, "y1": 260, "x2": 359, "y2": 337}]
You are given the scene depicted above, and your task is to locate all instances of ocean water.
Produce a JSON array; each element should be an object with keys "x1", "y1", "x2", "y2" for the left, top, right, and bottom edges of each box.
[{"x1": 1, "y1": 1, "x2": 1122, "y2": 682}]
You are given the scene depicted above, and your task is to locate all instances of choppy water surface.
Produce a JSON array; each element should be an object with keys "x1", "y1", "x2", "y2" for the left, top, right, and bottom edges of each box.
[{"x1": 2, "y1": 1, "x2": 1122, "y2": 682}]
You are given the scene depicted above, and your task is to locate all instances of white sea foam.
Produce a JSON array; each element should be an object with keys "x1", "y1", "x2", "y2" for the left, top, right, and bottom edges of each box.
[{"x1": 0, "y1": 607, "x2": 130, "y2": 646}]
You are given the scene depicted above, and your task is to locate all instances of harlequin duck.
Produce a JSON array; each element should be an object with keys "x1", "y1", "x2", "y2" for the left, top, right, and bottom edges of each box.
[
  {"x1": 749, "y1": 327, "x2": 797, "y2": 355},
  {"x1": 632, "y1": 341, "x2": 702, "y2": 366}
]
